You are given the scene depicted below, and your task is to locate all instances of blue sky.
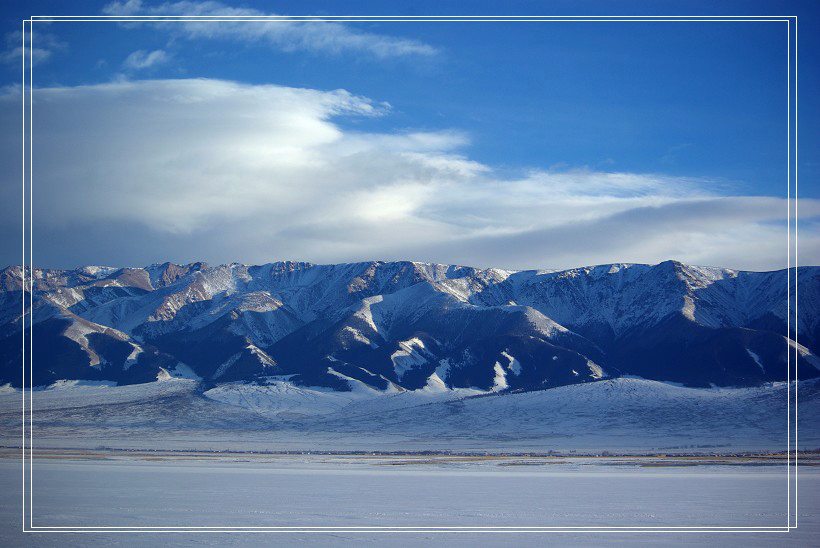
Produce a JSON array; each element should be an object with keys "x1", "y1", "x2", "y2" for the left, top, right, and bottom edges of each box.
[{"x1": 1, "y1": 1, "x2": 818, "y2": 270}]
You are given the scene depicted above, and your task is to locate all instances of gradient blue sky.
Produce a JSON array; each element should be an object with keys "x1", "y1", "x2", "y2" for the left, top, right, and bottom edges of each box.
[{"x1": 1, "y1": 1, "x2": 818, "y2": 270}]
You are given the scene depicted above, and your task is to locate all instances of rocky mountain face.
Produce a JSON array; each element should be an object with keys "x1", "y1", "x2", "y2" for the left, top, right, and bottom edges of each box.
[{"x1": 1, "y1": 260, "x2": 818, "y2": 390}]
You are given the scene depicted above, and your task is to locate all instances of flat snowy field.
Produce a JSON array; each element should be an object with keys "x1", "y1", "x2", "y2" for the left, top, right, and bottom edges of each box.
[
  {"x1": 0, "y1": 458, "x2": 816, "y2": 547},
  {"x1": 1, "y1": 378, "x2": 817, "y2": 545}
]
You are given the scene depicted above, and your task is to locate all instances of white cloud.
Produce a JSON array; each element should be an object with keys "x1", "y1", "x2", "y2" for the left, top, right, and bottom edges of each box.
[
  {"x1": 1, "y1": 78, "x2": 815, "y2": 271},
  {"x1": 0, "y1": 30, "x2": 66, "y2": 66},
  {"x1": 122, "y1": 49, "x2": 170, "y2": 70},
  {"x1": 102, "y1": 0, "x2": 438, "y2": 59}
]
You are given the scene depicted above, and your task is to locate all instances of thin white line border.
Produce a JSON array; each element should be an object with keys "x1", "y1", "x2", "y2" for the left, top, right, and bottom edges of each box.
[{"x1": 19, "y1": 13, "x2": 800, "y2": 534}]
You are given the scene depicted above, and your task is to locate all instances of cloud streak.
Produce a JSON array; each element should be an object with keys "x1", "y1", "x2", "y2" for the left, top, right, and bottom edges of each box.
[
  {"x1": 0, "y1": 78, "x2": 814, "y2": 271},
  {"x1": 122, "y1": 49, "x2": 171, "y2": 70},
  {"x1": 0, "y1": 30, "x2": 66, "y2": 66},
  {"x1": 102, "y1": 1, "x2": 438, "y2": 59}
]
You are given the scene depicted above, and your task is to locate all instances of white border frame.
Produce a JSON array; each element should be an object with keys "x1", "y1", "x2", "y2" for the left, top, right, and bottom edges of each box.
[{"x1": 19, "y1": 14, "x2": 800, "y2": 534}]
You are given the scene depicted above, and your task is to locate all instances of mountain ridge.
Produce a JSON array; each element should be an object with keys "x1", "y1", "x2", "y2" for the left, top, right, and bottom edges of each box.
[{"x1": 2, "y1": 259, "x2": 818, "y2": 391}]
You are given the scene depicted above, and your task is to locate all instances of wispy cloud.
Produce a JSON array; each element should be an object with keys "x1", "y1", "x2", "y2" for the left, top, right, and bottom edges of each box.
[
  {"x1": 122, "y1": 49, "x2": 171, "y2": 70},
  {"x1": 0, "y1": 79, "x2": 813, "y2": 271},
  {"x1": 102, "y1": 1, "x2": 438, "y2": 59},
  {"x1": 0, "y1": 30, "x2": 66, "y2": 66}
]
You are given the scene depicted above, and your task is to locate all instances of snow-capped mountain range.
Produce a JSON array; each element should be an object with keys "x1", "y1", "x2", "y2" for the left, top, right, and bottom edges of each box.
[{"x1": 1, "y1": 260, "x2": 818, "y2": 391}]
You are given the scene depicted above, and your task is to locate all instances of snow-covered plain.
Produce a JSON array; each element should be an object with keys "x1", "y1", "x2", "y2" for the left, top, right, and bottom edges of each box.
[
  {"x1": 1, "y1": 458, "x2": 817, "y2": 547},
  {"x1": 2, "y1": 377, "x2": 817, "y2": 452},
  {"x1": 1, "y1": 377, "x2": 818, "y2": 546}
]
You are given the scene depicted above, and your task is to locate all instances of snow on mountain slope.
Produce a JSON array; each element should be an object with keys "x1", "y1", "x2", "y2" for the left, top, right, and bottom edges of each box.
[
  {"x1": 1, "y1": 260, "x2": 818, "y2": 390},
  {"x1": 391, "y1": 338, "x2": 433, "y2": 381}
]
